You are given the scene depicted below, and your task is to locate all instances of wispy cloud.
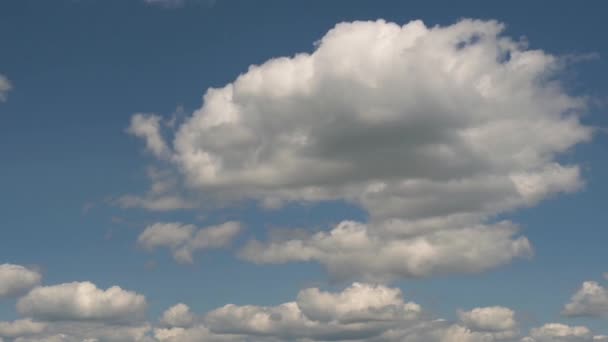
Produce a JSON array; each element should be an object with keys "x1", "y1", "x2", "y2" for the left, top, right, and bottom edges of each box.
[
  {"x1": 0, "y1": 74, "x2": 12, "y2": 102},
  {"x1": 143, "y1": 0, "x2": 216, "y2": 8}
]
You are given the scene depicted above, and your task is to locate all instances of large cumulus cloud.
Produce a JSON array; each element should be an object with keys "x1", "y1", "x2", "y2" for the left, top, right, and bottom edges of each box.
[{"x1": 127, "y1": 18, "x2": 592, "y2": 279}]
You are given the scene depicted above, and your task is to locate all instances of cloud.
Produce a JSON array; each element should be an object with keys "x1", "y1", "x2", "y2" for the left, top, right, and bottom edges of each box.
[
  {"x1": 3, "y1": 279, "x2": 606, "y2": 342},
  {"x1": 128, "y1": 114, "x2": 171, "y2": 160},
  {"x1": 240, "y1": 220, "x2": 532, "y2": 281},
  {"x1": 142, "y1": 0, "x2": 215, "y2": 8},
  {"x1": 295, "y1": 282, "x2": 421, "y2": 324},
  {"x1": 163, "y1": 282, "x2": 424, "y2": 341},
  {"x1": 117, "y1": 167, "x2": 196, "y2": 211},
  {"x1": 562, "y1": 281, "x2": 608, "y2": 317},
  {"x1": 458, "y1": 306, "x2": 517, "y2": 333},
  {"x1": 137, "y1": 221, "x2": 242, "y2": 263},
  {"x1": 527, "y1": 323, "x2": 593, "y2": 342},
  {"x1": 160, "y1": 303, "x2": 195, "y2": 328},
  {"x1": 129, "y1": 18, "x2": 591, "y2": 279},
  {"x1": 153, "y1": 282, "x2": 534, "y2": 342},
  {"x1": 0, "y1": 320, "x2": 46, "y2": 339},
  {"x1": 0, "y1": 74, "x2": 11, "y2": 101},
  {"x1": 0, "y1": 264, "x2": 42, "y2": 298},
  {"x1": 17, "y1": 281, "x2": 147, "y2": 323}
]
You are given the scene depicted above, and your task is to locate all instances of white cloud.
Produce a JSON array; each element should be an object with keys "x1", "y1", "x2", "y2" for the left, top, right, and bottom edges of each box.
[
  {"x1": 17, "y1": 281, "x2": 147, "y2": 323},
  {"x1": 0, "y1": 264, "x2": 42, "y2": 298},
  {"x1": 4, "y1": 280, "x2": 606, "y2": 342},
  {"x1": 192, "y1": 282, "x2": 422, "y2": 341},
  {"x1": 137, "y1": 222, "x2": 195, "y2": 250},
  {"x1": 562, "y1": 281, "x2": 608, "y2": 317},
  {"x1": 137, "y1": 221, "x2": 242, "y2": 263},
  {"x1": 152, "y1": 283, "x2": 529, "y2": 342},
  {"x1": 528, "y1": 323, "x2": 593, "y2": 342},
  {"x1": 295, "y1": 282, "x2": 421, "y2": 324},
  {"x1": 458, "y1": 306, "x2": 517, "y2": 333},
  {"x1": 0, "y1": 74, "x2": 11, "y2": 101},
  {"x1": 0, "y1": 319, "x2": 46, "y2": 339},
  {"x1": 129, "y1": 18, "x2": 591, "y2": 279},
  {"x1": 164, "y1": 19, "x2": 589, "y2": 213},
  {"x1": 128, "y1": 114, "x2": 171, "y2": 160},
  {"x1": 160, "y1": 303, "x2": 195, "y2": 328},
  {"x1": 240, "y1": 220, "x2": 531, "y2": 281}
]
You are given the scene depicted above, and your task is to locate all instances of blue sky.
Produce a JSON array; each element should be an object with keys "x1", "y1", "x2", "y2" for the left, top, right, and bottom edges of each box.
[{"x1": 0, "y1": 1, "x2": 607, "y2": 341}]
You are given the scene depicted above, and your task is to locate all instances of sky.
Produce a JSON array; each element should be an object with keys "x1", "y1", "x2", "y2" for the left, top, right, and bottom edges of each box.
[{"x1": 0, "y1": 0, "x2": 607, "y2": 341}]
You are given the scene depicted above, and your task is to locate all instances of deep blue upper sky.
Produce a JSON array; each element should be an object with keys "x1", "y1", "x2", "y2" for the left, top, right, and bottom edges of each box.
[{"x1": 0, "y1": 0, "x2": 607, "y2": 339}]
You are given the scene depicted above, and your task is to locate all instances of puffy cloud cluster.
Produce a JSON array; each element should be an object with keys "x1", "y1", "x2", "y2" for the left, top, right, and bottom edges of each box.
[
  {"x1": 0, "y1": 264, "x2": 42, "y2": 298},
  {"x1": 155, "y1": 285, "x2": 398, "y2": 341},
  {"x1": 128, "y1": 18, "x2": 591, "y2": 278},
  {"x1": 0, "y1": 73, "x2": 11, "y2": 101},
  {"x1": 0, "y1": 278, "x2": 150, "y2": 342},
  {"x1": 202, "y1": 282, "x2": 421, "y2": 340},
  {"x1": 562, "y1": 281, "x2": 608, "y2": 317},
  {"x1": 16, "y1": 282, "x2": 147, "y2": 323},
  {"x1": 152, "y1": 283, "x2": 608, "y2": 342},
  {"x1": 137, "y1": 221, "x2": 242, "y2": 263},
  {"x1": 1, "y1": 278, "x2": 606, "y2": 342}
]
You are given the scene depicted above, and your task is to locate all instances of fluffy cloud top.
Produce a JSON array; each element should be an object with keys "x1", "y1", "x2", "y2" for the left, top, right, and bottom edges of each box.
[
  {"x1": 152, "y1": 18, "x2": 590, "y2": 214},
  {"x1": 16, "y1": 282, "x2": 147, "y2": 323},
  {"x1": 130, "y1": 18, "x2": 591, "y2": 279},
  {"x1": 0, "y1": 264, "x2": 42, "y2": 298},
  {"x1": 562, "y1": 281, "x2": 608, "y2": 317},
  {"x1": 137, "y1": 221, "x2": 242, "y2": 263},
  {"x1": 0, "y1": 74, "x2": 11, "y2": 101}
]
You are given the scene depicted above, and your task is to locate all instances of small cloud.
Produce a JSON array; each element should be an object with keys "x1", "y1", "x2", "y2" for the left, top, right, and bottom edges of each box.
[
  {"x1": 0, "y1": 74, "x2": 12, "y2": 102},
  {"x1": 137, "y1": 221, "x2": 242, "y2": 264},
  {"x1": 143, "y1": 0, "x2": 216, "y2": 8}
]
